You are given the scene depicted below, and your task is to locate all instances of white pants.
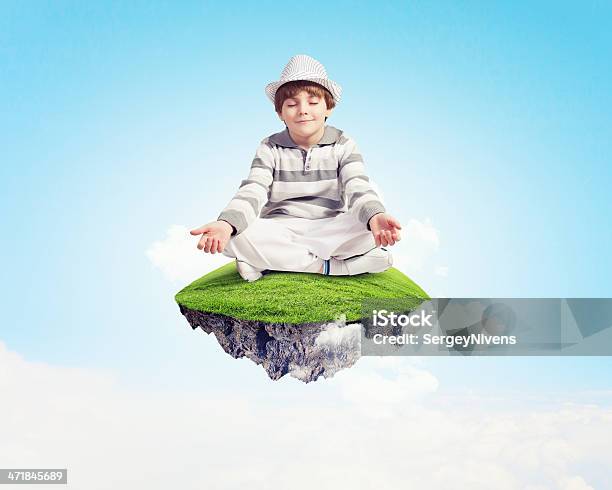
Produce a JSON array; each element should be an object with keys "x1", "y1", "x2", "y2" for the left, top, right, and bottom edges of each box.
[{"x1": 222, "y1": 212, "x2": 378, "y2": 273}]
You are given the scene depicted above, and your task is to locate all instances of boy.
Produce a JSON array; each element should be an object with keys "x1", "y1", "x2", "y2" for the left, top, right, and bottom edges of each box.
[{"x1": 190, "y1": 54, "x2": 402, "y2": 282}]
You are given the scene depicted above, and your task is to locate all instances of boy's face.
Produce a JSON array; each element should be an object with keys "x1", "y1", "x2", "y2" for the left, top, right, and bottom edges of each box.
[{"x1": 278, "y1": 90, "x2": 333, "y2": 140}]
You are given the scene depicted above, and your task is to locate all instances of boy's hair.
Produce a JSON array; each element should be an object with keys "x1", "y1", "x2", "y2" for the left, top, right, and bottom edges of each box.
[{"x1": 274, "y1": 80, "x2": 336, "y2": 114}]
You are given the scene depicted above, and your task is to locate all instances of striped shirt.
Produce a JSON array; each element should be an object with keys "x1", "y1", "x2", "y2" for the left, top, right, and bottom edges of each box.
[{"x1": 217, "y1": 125, "x2": 386, "y2": 235}]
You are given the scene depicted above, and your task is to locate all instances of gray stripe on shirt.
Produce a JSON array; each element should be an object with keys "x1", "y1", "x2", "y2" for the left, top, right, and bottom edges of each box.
[
  {"x1": 279, "y1": 195, "x2": 344, "y2": 210},
  {"x1": 250, "y1": 157, "x2": 273, "y2": 171},
  {"x1": 349, "y1": 190, "x2": 379, "y2": 208},
  {"x1": 338, "y1": 153, "x2": 363, "y2": 171},
  {"x1": 275, "y1": 169, "x2": 338, "y2": 182},
  {"x1": 344, "y1": 174, "x2": 370, "y2": 185}
]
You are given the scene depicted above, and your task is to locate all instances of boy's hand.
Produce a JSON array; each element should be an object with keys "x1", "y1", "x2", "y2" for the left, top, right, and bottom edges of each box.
[
  {"x1": 368, "y1": 213, "x2": 402, "y2": 247},
  {"x1": 190, "y1": 220, "x2": 233, "y2": 254}
]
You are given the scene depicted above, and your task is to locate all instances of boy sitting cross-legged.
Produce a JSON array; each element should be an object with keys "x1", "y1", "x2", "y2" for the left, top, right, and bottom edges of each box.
[{"x1": 191, "y1": 54, "x2": 402, "y2": 282}]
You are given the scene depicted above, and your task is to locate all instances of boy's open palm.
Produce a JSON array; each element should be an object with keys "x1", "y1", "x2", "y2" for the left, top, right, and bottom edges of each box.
[
  {"x1": 368, "y1": 213, "x2": 402, "y2": 247},
  {"x1": 190, "y1": 220, "x2": 233, "y2": 254}
]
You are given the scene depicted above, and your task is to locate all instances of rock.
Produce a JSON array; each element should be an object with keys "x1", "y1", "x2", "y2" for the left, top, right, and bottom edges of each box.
[{"x1": 179, "y1": 305, "x2": 361, "y2": 383}]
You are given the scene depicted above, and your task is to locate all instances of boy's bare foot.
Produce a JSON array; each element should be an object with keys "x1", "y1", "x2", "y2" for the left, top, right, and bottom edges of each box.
[{"x1": 236, "y1": 260, "x2": 264, "y2": 282}]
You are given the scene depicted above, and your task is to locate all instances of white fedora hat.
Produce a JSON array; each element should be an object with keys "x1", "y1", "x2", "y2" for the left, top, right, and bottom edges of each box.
[{"x1": 265, "y1": 54, "x2": 342, "y2": 105}]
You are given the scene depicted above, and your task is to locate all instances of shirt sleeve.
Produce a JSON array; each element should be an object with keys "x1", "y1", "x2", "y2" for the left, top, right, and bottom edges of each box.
[
  {"x1": 337, "y1": 134, "x2": 386, "y2": 230},
  {"x1": 217, "y1": 140, "x2": 275, "y2": 235}
]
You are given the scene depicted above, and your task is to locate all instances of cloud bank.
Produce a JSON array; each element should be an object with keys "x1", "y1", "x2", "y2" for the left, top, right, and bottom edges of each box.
[{"x1": 1, "y1": 340, "x2": 609, "y2": 489}]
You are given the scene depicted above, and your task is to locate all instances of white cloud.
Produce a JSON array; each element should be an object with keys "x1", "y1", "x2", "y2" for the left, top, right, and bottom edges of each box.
[
  {"x1": 146, "y1": 224, "x2": 230, "y2": 282},
  {"x1": 1, "y1": 340, "x2": 610, "y2": 490},
  {"x1": 558, "y1": 476, "x2": 594, "y2": 490},
  {"x1": 331, "y1": 357, "x2": 439, "y2": 419},
  {"x1": 391, "y1": 217, "x2": 441, "y2": 273},
  {"x1": 314, "y1": 321, "x2": 361, "y2": 349}
]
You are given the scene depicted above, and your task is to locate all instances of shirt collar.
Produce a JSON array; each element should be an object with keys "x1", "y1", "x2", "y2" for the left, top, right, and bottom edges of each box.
[{"x1": 268, "y1": 125, "x2": 343, "y2": 149}]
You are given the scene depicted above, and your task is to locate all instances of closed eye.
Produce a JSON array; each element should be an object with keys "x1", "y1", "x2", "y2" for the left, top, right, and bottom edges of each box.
[{"x1": 286, "y1": 101, "x2": 319, "y2": 106}]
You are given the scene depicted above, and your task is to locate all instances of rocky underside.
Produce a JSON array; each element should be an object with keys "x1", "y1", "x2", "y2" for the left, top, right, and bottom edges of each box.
[{"x1": 179, "y1": 305, "x2": 362, "y2": 383}]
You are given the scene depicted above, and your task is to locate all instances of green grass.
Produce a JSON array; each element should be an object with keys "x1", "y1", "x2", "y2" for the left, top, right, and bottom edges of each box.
[{"x1": 175, "y1": 262, "x2": 430, "y2": 324}]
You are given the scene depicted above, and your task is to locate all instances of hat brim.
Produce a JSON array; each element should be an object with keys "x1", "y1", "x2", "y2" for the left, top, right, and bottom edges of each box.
[{"x1": 265, "y1": 77, "x2": 342, "y2": 105}]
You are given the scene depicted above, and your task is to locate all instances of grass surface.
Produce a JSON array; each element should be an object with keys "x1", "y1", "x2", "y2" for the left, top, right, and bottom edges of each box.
[{"x1": 175, "y1": 262, "x2": 430, "y2": 324}]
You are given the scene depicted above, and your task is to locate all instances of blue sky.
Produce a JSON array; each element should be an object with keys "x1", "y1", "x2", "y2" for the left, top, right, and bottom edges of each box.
[{"x1": 1, "y1": 0, "x2": 612, "y2": 413}]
